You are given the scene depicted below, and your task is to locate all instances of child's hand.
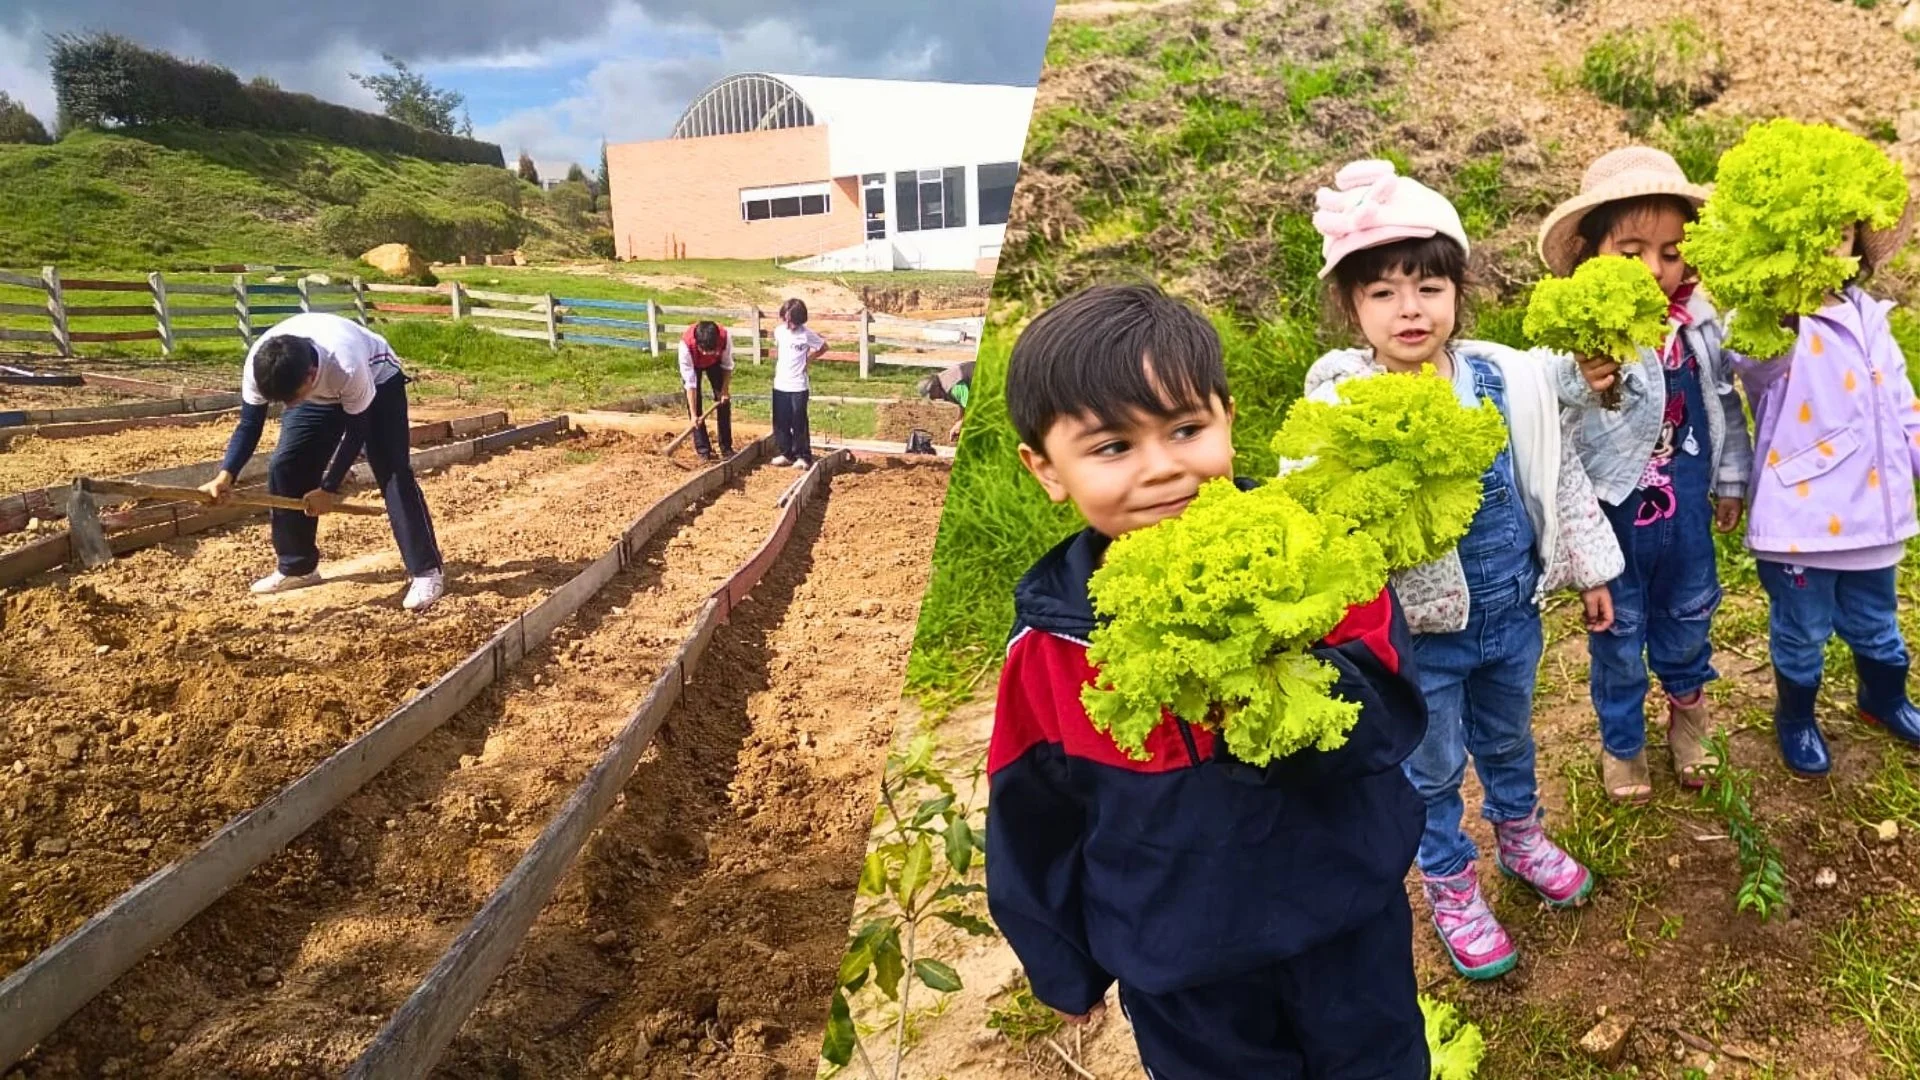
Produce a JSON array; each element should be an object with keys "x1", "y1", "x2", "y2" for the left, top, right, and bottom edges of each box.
[
  {"x1": 1714, "y1": 496, "x2": 1744, "y2": 534},
  {"x1": 1581, "y1": 585, "x2": 1614, "y2": 633},
  {"x1": 1054, "y1": 1002, "x2": 1106, "y2": 1027},
  {"x1": 1574, "y1": 353, "x2": 1620, "y2": 393}
]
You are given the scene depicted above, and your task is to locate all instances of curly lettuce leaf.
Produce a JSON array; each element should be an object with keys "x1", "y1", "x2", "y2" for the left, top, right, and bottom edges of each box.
[
  {"x1": 1681, "y1": 118, "x2": 1909, "y2": 358},
  {"x1": 1523, "y1": 254, "x2": 1670, "y2": 364},
  {"x1": 1421, "y1": 994, "x2": 1487, "y2": 1080},
  {"x1": 1270, "y1": 370, "x2": 1508, "y2": 571},
  {"x1": 1079, "y1": 478, "x2": 1388, "y2": 765}
]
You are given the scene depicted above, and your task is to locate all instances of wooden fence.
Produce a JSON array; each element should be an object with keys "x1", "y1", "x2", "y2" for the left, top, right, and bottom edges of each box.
[{"x1": 0, "y1": 267, "x2": 978, "y2": 378}]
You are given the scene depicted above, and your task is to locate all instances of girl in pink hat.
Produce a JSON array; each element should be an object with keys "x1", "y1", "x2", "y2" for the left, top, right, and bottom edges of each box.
[
  {"x1": 1535, "y1": 146, "x2": 1755, "y2": 804},
  {"x1": 1294, "y1": 159, "x2": 1625, "y2": 981}
]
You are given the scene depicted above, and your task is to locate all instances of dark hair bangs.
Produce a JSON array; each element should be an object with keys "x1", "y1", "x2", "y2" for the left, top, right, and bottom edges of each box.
[{"x1": 1006, "y1": 283, "x2": 1229, "y2": 451}]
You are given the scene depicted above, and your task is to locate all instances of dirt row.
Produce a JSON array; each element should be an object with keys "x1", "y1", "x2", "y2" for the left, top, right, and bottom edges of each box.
[
  {"x1": 0, "y1": 430, "x2": 694, "y2": 984},
  {"x1": 0, "y1": 417, "x2": 285, "y2": 495},
  {"x1": 435, "y1": 460, "x2": 951, "y2": 1079},
  {"x1": 13, "y1": 459, "x2": 803, "y2": 1078}
]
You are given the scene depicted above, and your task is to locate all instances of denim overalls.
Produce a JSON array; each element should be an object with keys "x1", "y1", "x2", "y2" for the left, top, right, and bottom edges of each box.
[
  {"x1": 1402, "y1": 354, "x2": 1546, "y2": 878},
  {"x1": 1588, "y1": 339, "x2": 1721, "y2": 758}
]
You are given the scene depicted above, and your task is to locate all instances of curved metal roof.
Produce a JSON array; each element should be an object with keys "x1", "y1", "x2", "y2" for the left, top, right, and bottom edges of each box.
[{"x1": 669, "y1": 73, "x2": 816, "y2": 139}]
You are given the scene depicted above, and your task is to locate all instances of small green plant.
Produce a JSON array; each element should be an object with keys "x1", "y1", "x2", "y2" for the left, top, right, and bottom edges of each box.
[
  {"x1": 1869, "y1": 117, "x2": 1900, "y2": 143},
  {"x1": 1650, "y1": 113, "x2": 1750, "y2": 183},
  {"x1": 1698, "y1": 731, "x2": 1789, "y2": 922},
  {"x1": 822, "y1": 734, "x2": 994, "y2": 1079},
  {"x1": 1579, "y1": 19, "x2": 1729, "y2": 129},
  {"x1": 1823, "y1": 894, "x2": 1920, "y2": 1074},
  {"x1": 984, "y1": 979, "x2": 1064, "y2": 1045}
]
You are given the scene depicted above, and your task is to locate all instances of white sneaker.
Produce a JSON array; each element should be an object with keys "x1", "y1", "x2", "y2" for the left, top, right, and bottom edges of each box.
[
  {"x1": 770, "y1": 455, "x2": 792, "y2": 466},
  {"x1": 403, "y1": 569, "x2": 446, "y2": 612},
  {"x1": 792, "y1": 458, "x2": 810, "y2": 470},
  {"x1": 251, "y1": 570, "x2": 323, "y2": 594}
]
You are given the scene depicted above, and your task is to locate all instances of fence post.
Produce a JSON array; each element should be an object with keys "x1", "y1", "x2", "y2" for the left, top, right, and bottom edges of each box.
[
  {"x1": 351, "y1": 275, "x2": 368, "y2": 325},
  {"x1": 450, "y1": 281, "x2": 465, "y2": 321},
  {"x1": 233, "y1": 274, "x2": 253, "y2": 347},
  {"x1": 858, "y1": 307, "x2": 871, "y2": 380},
  {"x1": 645, "y1": 298, "x2": 660, "y2": 356},
  {"x1": 544, "y1": 293, "x2": 559, "y2": 350},
  {"x1": 41, "y1": 266, "x2": 69, "y2": 358},
  {"x1": 750, "y1": 307, "x2": 762, "y2": 364},
  {"x1": 149, "y1": 271, "x2": 173, "y2": 358},
  {"x1": 297, "y1": 276, "x2": 311, "y2": 313}
]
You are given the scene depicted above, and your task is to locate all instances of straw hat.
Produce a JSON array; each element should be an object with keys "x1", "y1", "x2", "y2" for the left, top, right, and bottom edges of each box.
[
  {"x1": 1860, "y1": 183, "x2": 1916, "y2": 275},
  {"x1": 1537, "y1": 147, "x2": 1712, "y2": 277}
]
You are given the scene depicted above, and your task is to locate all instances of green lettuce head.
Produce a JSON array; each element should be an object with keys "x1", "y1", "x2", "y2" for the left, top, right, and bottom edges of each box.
[
  {"x1": 1080, "y1": 478, "x2": 1389, "y2": 767},
  {"x1": 1681, "y1": 118, "x2": 1908, "y2": 358},
  {"x1": 1524, "y1": 254, "x2": 1671, "y2": 363},
  {"x1": 1271, "y1": 370, "x2": 1508, "y2": 572}
]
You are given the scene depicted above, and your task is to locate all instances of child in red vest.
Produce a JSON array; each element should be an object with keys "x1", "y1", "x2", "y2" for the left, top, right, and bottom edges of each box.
[{"x1": 678, "y1": 320, "x2": 734, "y2": 460}]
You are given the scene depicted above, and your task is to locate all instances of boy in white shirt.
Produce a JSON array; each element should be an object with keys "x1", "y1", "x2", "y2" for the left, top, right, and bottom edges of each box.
[
  {"x1": 677, "y1": 319, "x2": 734, "y2": 461},
  {"x1": 770, "y1": 298, "x2": 828, "y2": 468},
  {"x1": 198, "y1": 312, "x2": 446, "y2": 611}
]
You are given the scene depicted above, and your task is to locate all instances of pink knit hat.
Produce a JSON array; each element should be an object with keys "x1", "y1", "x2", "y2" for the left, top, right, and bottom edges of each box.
[{"x1": 1313, "y1": 160, "x2": 1471, "y2": 279}]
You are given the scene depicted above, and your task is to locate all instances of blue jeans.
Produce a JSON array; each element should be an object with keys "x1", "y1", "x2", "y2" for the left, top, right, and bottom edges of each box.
[
  {"x1": 1403, "y1": 579, "x2": 1545, "y2": 878},
  {"x1": 267, "y1": 375, "x2": 441, "y2": 578},
  {"x1": 771, "y1": 389, "x2": 811, "y2": 463},
  {"x1": 1756, "y1": 561, "x2": 1907, "y2": 685},
  {"x1": 1588, "y1": 498, "x2": 1721, "y2": 758}
]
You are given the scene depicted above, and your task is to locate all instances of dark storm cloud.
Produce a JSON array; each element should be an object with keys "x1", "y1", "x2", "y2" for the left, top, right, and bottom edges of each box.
[{"x1": 0, "y1": 0, "x2": 1054, "y2": 86}]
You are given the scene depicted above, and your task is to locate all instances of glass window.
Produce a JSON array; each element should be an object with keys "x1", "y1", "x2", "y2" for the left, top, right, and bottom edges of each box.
[
  {"x1": 978, "y1": 162, "x2": 1018, "y2": 226},
  {"x1": 744, "y1": 200, "x2": 771, "y2": 221},
  {"x1": 895, "y1": 171, "x2": 921, "y2": 233},
  {"x1": 770, "y1": 196, "x2": 802, "y2": 218},
  {"x1": 800, "y1": 193, "x2": 827, "y2": 216},
  {"x1": 943, "y1": 166, "x2": 967, "y2": 229}
]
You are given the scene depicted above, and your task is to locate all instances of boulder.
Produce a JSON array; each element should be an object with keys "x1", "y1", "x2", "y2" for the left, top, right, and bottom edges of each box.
[{"x1": 361, "y1": 243, "x2": 429, "y2": 280}]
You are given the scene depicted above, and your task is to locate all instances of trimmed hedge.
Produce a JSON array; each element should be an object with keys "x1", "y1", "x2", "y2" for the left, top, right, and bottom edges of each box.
[{"x1": 51, "y1": 32, "x2": 503, "y2": 166}]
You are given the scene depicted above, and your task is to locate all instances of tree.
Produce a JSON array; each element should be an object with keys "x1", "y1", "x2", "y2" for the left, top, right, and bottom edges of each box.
[
  {"x1": 516, "y1": 150, "x2": 539, "y2": 185},
  {"x1": 566, "y1": 162, "x2": 586, "y2": 184},
  {"x1": 459, "y1": 107, "x2": 473, "y2": 138},
  {"x1": 350, "y1": 54, "x2": 463, "y2": 135},
  {"x1": 0, "y1": 92, "x2": 50, "y2": 144},
  {"x1": 598, "y1": 140, "x2": 612, "y2": 208}
]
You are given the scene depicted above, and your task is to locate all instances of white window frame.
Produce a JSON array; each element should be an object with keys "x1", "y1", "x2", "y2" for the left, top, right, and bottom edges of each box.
[{"x1": 740, "y1": 181, "x2": 833, "y2": 223}]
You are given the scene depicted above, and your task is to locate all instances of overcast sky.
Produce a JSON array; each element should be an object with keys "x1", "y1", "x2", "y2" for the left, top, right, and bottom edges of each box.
[{"x1": 0, "y1": 0, "x2": 1056, "y2": 177}]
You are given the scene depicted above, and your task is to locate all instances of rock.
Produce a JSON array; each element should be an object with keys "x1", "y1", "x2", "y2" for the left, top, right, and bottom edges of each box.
[
  {"x1": 252, "y1": 966, "x2": 279, "y2": 986},
  {"x1": 51, "y1": 734, "x2": 83, "y2": 762},
  {"x1": 1815, "y1": 866, "x2": 1839, "y2": 889},
  {"x1": 93, "y1": 644, "x2": 110, "y2": 655},
  {"x1": 1877, "y1": 820, "x2": 1900, "y2": 843},
  {"x1": 593, "y1": 930, "x2": 622, "y2": 949},
  {"x1": 1580, "y1": 1013, "x2": 1634, "y2": 1066},
  {"x1": 361, "y1": 243, "x2": 430, "y2": 280},
  {"x1": 1899, "y1": 110, "x2": 1920, "y2": 145},
  {"x1": 125, "y1": 837, "x2": 153, "y2": 854},
  {"x1": 35, "y1": 837, "x2": 69, "y2": 856},
  {"x1": 307, "y1": 273, "x2": 333, "y2": 286},
  {"x1": 1899, "y1": 2, "x2": 1920, "y2": 33}
]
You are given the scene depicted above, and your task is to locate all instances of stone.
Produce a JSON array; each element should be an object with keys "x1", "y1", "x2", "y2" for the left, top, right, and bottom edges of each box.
[
  {"x1": 252, "y1": 966, "x2": 279, "y2": 986},
  {"x1": 125, "y1": 837, "x2": 153, "y2": 854},
  {"x1": 1580, "y1": 1013, "x2": 1634, "y2": 1066},
  {"x1": 51, "y1": 734, "x2": 83, "y2": 762},
  {"x1": 1815, "y1": 866, "x2": 1839, "y2": 889},
  {"x1": 1898, "y1": 110, "x2": 1920, "y2": 145},
  {"x1": 361, "y1": 243, "x2": 430, "y2": 280},
  {"x1": 1877, "y1": 820, "x2": 1900, "y2": 843},
  {"x1": 35, "y1": 837, "x2": 69, "y2": 856},
  {"x1": 1898, "y1": 2, "x2": 1920, "y2": 34}
]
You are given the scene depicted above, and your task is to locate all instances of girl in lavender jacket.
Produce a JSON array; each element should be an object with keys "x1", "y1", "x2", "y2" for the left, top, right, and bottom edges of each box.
[{"x1": 1735, "y1": 201, "x2": 1920, "y2": 777}]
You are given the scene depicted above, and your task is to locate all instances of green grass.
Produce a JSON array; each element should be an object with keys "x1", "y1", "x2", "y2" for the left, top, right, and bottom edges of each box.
[
  {"x1": 0, "y1": 125, "x2": 605, "y2": 270},
  {"x1": 1823, "y1": 894, "x2": 1920, "y2": 1074},
  {"x1": 1477, "y1": 1004, "x2": 1636, "y2": 1079},
  {"x1": 1554, "y1": 757, "x2": 1672, "y2": 879},
  {"x1": 1650, "y1": 113, "x2": 1751, "y2": 184},
  {"x1": 1578, "y1": 19, "x2": 1728, "y2": 130}
]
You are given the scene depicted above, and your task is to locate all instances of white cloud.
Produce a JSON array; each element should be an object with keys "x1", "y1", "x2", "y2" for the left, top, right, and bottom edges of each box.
[{"x1": 0, "y1": 20, "x2": 55, "y2": 122}]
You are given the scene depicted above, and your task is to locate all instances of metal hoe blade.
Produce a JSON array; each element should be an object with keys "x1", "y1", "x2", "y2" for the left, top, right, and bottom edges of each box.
[{"x1": 66, "y1": 479, "x2": 116, "y2": 569}]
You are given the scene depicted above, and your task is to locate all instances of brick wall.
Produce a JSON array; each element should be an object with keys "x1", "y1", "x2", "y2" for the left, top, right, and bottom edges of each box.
[{"x1": 608, "y1": 127, "x2": 865, "y2": 261}]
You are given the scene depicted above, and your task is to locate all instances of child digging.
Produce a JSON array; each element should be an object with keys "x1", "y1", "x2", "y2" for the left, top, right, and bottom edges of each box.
[
  {"x1": 1305, "y1": 160, "x2": 1625, "y2": 979},
  {"x1": 985, "y1": 283, "x2": 1433, "y2": 1077},
  {"x1": 1536, "y1": 146, "x2": 1756, "y2": 802},
  {"x1": 678, "y1": 319, "x2": 734, "y2": 461},
  {"x1": 1730, "y1": 175, "x2": 1920, "y2": 776}
]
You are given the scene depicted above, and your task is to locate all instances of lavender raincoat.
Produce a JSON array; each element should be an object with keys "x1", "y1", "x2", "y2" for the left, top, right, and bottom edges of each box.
[{"x1": 1734, "y1": 286, "x2": 1920, "y2": 559}]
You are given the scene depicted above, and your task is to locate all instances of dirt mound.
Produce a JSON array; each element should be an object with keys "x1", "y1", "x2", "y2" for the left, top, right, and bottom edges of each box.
[{"x1": 873, "y1": 400, "x2": 962, "y2": 446}]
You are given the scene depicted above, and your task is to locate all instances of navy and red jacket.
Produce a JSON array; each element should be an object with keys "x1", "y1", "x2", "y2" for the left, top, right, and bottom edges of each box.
[{"x1": 984, "y1": 516, "x2": 1428, "y2": 1015}]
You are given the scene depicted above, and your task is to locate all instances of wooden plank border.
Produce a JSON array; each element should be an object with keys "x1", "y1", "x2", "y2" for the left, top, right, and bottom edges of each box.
[
  {"x1": 0, "y1": 433, "x2": 769, "y2": 1069},
  {"x1": 346, "y1": 446, "x2": 841, "y2": 1079}
]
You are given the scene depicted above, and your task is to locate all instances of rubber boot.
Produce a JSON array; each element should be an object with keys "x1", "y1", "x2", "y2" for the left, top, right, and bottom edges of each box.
[
  {"x1": 1852, "y1": 655, "x2": 1920, "y2": 746},
  {"x1": 1773, "y1": 668, "x2": 1830, "y2": 778}
]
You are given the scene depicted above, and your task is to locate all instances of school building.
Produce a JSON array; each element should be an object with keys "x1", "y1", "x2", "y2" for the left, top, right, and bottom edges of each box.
[{"x1": 605, "y1": 72, "x2": 1036, "y2": 275}]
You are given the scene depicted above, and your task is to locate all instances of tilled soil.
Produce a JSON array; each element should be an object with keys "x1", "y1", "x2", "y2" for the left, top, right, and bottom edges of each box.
[
  {"x1": 0, "y1": 418, "x2": 283, "y2": 494},
  {"x1": 425, "y1": 460, "x2": 950, "y2": 1079},
  {"x1": 873, "y1": 400, "x2": 961, "y2": 446},
  {"x1": 0, "y1": 384, "x2": 151, "y2": 409},
  {"x1": 0, "y1": 432, "x2": 695, "y2": 987},
  {"x1": 11, "y1": 462, "x2": 801, "y2": 1079}
]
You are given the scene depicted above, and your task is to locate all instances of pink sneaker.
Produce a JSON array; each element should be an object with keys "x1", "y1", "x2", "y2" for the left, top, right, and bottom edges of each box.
[
  {"x1": 1494, "y1": 814, "x2": 1594, "y2": 909},
  {"x1": 1422, "y1": 865, "x2": 1517, "y2": 980}
]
